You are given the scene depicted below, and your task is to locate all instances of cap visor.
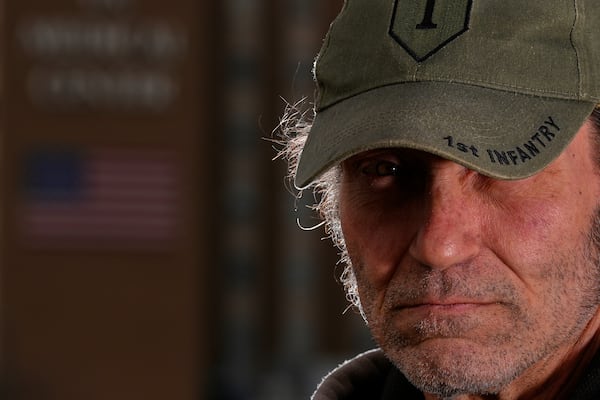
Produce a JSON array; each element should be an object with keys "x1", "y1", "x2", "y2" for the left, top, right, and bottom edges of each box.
[{"x1": 296, "y1": 82, "x2": 595, "y2": 188}]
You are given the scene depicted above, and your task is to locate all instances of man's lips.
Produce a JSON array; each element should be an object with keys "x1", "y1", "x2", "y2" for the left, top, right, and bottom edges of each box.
[{"x1": 395, "y1": 299, "x2": 498, "y2": 314}]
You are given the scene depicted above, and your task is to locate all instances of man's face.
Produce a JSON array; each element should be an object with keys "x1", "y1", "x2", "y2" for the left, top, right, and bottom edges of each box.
[{"x1": 338, "y1": 121, "x2": 600, "y2": 397}]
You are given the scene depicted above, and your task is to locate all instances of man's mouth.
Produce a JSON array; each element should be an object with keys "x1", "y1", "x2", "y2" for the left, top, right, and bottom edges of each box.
[{"x1": 396, "y1": 298, "x2": 498, "y2": 315}]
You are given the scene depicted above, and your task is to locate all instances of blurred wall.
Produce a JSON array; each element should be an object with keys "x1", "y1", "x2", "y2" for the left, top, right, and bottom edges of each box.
[
  {"x1": 1, "y1": 0, "x2": 207, "y2": 399},
  {"x1": 212, "y1": 2, "x2": 374, "y2": 399},
  {"x1": 0, "y1": 1, "x2": 372, "y2": 399}
]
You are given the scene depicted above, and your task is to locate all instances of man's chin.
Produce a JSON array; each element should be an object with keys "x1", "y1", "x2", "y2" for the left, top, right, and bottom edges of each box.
[{"x1": 384, "y1": 339, "x2": 520, "y2": 396}]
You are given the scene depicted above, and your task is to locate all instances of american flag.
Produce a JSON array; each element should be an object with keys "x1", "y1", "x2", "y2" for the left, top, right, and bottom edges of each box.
[{"x1": 19, "y1": 146, "x2": 181, "y2": 251}]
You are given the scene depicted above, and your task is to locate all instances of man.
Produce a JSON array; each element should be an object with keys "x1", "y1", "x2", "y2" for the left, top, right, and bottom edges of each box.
[{"x1": 279, "y1": 0, "x2": 600, "y2": 399}]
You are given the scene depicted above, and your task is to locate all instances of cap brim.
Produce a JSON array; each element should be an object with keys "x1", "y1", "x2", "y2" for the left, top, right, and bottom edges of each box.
[{"x1": 295, "y1": 82, "x2": 596, "y2": 189}]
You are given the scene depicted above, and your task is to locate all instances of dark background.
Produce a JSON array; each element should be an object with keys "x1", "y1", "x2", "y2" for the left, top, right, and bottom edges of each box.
[{"x1": 0, "y1": 0, "x2": 373, "y2": 399}]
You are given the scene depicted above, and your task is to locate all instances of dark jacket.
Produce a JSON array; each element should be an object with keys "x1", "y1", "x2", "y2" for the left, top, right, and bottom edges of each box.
[{"x1": 311, "y1": 348, "x2": 600, "y2": 400}]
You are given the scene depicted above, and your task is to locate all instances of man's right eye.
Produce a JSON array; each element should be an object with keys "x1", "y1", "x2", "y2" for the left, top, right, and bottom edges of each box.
[
  {"x1": 362, "y1": 160, "x2": 400, "y2": 177},
  {"x1": 343, "y1": 151, "x2": 433, "y2": 202}
]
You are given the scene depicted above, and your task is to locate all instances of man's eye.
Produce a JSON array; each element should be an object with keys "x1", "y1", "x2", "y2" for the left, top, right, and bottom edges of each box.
[
  {"x1": 349, "y1": 155, "x2": 429, "y2": 197},
  {"x1": 361, "y1": 160, "x2": 400, "y2": 177},
  {"x1": 375, "y1": 161, "x2": 398, "y2": 176}
]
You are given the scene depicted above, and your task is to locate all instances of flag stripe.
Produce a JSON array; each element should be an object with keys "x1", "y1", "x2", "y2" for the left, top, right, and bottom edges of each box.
[{"x1": 20, "y1": 147, "x2": 181, "y2": 249}]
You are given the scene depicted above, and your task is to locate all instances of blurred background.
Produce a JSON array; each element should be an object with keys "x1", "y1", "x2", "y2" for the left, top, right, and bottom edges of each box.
[{"x1": 0, "y1": 0, "x2": 374, "y2": 399}]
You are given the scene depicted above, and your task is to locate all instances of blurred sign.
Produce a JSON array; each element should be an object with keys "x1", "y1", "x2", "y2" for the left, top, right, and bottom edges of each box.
[
  {"x1": 3, "y1": 0, "x2": 198, "y2": 251},
  {"x1": 14, "y1": 0, "x2": 188, "y2": 112}
]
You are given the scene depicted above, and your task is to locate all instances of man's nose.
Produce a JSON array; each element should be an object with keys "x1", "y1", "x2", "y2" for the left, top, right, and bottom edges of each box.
[{"x1": 408, "y1": 163, "x2": 482, "y2": 270}]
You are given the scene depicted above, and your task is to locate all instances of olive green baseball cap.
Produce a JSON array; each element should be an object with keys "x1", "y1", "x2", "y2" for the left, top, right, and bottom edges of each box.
[{"x1": 295, "y1": 0, "x2": 600, "y2": 188}]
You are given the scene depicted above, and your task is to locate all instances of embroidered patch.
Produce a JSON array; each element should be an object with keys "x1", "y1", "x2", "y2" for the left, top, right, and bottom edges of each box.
[{"x1": 389, "y1": 0, "x2": 473, "y2": 62}]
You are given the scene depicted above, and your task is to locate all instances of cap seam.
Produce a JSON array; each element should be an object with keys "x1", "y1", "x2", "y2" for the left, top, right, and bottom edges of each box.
[
  {"x1": 318, "y1": 77, "x2": 596, "y2": 111},
  {"x1": 569, "y1": 0, "x2": 584, "y2": 97},
  {"x1": 419, "y1": 75, "x2": 589, "y2": 100}
]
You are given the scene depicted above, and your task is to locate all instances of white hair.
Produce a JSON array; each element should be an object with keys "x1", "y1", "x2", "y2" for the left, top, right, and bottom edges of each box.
[{"x1": 275, "y1": 100, "x2": 362, "y2": 313}]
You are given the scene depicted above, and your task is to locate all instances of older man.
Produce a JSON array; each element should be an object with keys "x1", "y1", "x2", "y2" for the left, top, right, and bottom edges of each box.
[{"x1": 280, "y1": 0, "x2": 600, "y2": 399}]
